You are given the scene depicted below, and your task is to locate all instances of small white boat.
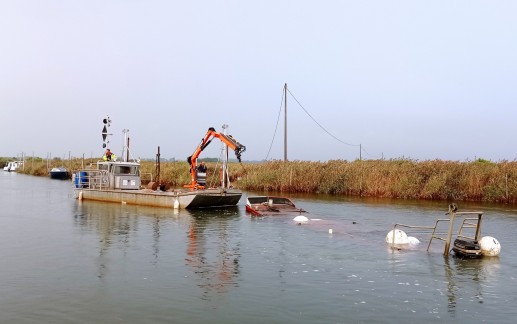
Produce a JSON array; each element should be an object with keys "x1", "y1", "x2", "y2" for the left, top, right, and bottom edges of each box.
[{"x1": 3, "y1": 161, "x2": 23, "y2": 172}]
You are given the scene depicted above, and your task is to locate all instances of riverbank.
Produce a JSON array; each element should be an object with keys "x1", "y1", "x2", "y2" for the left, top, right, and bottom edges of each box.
[{"x1": 11, "y1": 158, "x2": 517, "y2": 203}]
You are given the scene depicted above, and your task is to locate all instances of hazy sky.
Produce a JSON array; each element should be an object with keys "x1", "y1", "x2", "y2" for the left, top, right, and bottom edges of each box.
[{"x1": 1, "y1": 1, "x2": 516, "y2": 162}]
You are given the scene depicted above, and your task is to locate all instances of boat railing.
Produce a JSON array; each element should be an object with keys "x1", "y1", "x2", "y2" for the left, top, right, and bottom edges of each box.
[
  {"x1": 456, "y1": 217, "x2": 482, "y2": 240},
  {"x1": 391, "y1": 222, "x2": 439, "y2": 249},
  {"x1": 391, "y1": 208, "x2": 483, "y2": 256},
  {"x1": 140, "y1": 172, "x2": 153, "y2": 185},
  {"x1": 74, "y1": 169, "x2": 111, "y2": 190}
]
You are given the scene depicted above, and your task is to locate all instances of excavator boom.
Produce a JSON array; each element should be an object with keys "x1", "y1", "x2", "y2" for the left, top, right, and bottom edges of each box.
[{"x1": 185, "y1": 127, "x2": 246, "y2": 189}]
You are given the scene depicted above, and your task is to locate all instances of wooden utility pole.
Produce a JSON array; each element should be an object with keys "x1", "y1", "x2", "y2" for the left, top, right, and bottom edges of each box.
[{"x1": 284, "y1": 83, "x2": 288, "y2": 162}]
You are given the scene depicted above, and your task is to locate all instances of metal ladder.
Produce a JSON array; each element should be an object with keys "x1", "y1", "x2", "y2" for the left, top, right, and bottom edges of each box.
[{"x1": 392, "y1": 204, "x2": 484, "y2": 256}]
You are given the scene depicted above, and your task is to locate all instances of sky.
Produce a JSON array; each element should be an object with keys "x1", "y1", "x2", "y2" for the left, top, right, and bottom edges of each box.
[{"x1": 1, "y1": 1, "x2": 516, "y2": 162}]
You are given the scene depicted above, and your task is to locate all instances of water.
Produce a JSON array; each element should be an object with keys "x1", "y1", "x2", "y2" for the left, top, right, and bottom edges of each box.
[{"x1": 1, "y1": 172, "x2": 517, "y2": 323}]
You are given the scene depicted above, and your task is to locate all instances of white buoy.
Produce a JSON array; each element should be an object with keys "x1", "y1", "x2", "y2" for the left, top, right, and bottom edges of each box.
[
  {"x1": 329, "y1": 229, "x2": 333, "y2": 234},
  {"x1": 407, "y1": 236, "x2": 420, "y2": 245},
  {"x1": 479, "y1": 236, "x2": 501, "y2": 256},
  {"x1": 173, "y1": 199, "x2": 179, "y2": 209},
  {"x1": 78, "y1": 191, "x2": 83, "y2": 201},
  {"x1": 385, "y1": 229, "x2": 409, "y2": 244},
  {"x1": 293, "y1": 215, "x2": 309, "y2": 224}
]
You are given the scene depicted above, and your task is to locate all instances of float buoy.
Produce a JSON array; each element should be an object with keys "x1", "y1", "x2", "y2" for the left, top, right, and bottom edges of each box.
[
  {"x1": 385, "y1": 229, "x2": 409, "y2": 244},
  {"x1": 293, "y1": 215, "x2": 309, "y2": 224},
  {"x1": 407, "y1": 236, "x2": 420, "y2": 245},
  {"x1": 479, "y1": 236, "x2": 501, "y2": 256}
]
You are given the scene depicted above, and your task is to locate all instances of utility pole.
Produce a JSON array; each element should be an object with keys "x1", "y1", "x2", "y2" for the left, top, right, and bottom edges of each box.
[{"x1": 284, "y1": 83, "x2": 287, "y2": 162}]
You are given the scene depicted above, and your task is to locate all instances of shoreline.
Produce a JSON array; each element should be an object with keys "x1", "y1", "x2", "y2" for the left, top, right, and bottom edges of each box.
[{"x1": 9, "y1": 158, "x2": 517, "y2": 204}]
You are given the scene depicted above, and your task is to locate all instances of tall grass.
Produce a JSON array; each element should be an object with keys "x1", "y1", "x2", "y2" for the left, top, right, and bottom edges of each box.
[
  {"x1": 15, "y1": 157, "x2": 517, "y2": 203},
  {"x1": 12, "y1": 157, "x2": 87, "y2": 177},
  {"x1": 236, "y1": 159, "x2": 517, "y2": 203}
]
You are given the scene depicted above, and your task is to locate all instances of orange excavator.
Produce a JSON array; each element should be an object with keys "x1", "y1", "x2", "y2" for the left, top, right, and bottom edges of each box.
[{"x1": 185, "y1": 127, "x2": 246, "y2": 189}]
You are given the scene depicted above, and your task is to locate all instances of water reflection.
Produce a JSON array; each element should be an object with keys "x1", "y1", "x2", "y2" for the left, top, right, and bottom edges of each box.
[
  {"x1": 443, "y1": 256, "x2": 501, "y2": 315},
  {"x1": 73, "y1": 201, "x2": 147, "y2": 278},
  {"x1": 185, "y1": 208, "x2": 241, "y2": 299},
  {"x1": 72, "y1": 201, "x2": 242, "y2": 297}
]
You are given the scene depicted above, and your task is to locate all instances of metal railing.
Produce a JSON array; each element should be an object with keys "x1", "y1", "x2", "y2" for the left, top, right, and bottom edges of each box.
[
  {"x1": 73, "y1": 169, "x2": 110, "y2": 190},
  {"x1": 390, "y1": 205, "x2": 484, "y2": 256}
]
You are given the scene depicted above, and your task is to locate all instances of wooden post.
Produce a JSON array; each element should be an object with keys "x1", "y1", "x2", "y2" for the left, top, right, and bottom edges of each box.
[
  {"x1": 475, "y1": 213, "x2": 483, "y2": 241},
  {"x1": 444, "y1": 210, "x2": 455, "y2": 256},
  {"x1": 284, "y1": 83, "x2": 287, "y2": 162}
]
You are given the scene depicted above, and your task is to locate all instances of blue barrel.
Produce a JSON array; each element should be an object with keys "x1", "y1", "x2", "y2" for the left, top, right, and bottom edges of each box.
[{"x1": 78, "y1": 171, "x2": 88, "y2": 188}]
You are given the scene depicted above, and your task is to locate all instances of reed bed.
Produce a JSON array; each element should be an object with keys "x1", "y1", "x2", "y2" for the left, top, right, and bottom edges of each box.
[
  {"x1": 234, "y1": 159, "x2": 517, "y2": 203},
  {"x1": 15, "y1": 157, "x2": 517, "y2": 203}
]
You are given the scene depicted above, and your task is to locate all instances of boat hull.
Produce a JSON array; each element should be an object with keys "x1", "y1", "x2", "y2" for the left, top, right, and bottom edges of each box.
[
  {"x1": 50, "y1": 170, "x2": 69, "y2": 180},
  {"x1": 74, "y1": 187, "x2": 242, "y2": 209},
  {"x1": 452, "y1": 238, "x2": 482, "y2": 259},
  {"x1": 245, "y1": 196, "x2": 308, "y2": 216}
]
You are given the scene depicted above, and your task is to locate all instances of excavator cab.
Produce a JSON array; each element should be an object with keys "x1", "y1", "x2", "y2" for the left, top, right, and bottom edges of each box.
[{"x1": 196, "y1": 171, "x2": 207, "y2": 187}]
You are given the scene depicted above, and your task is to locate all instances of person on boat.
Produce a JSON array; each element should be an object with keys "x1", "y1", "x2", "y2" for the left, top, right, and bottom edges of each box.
[
  {"x1": 103, "y1": 149, "x2": 116, "y2": 161},
  {"x1": 197, "y1": 161, "x2": 207, "y2": 173}
]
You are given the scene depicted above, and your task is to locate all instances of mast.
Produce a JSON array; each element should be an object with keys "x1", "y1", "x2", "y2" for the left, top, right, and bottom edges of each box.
[
  {"x1": 284, "y1": 83, "x2": 287, "y2": 162},
  {"x1": 221, "y1": 124, "x2": 229, "y2": 188},
  {"x1": 122, "y1": 129, "x2": 130, "y2": 162}
]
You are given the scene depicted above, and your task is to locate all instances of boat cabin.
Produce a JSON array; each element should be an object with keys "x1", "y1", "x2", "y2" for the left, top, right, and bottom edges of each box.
[
  {"x1": 98, "y1": 161, "x2": 141, "y2": 189},
  {"x1": 75, "y1": 161, "x2": 141, "y2": 190}
]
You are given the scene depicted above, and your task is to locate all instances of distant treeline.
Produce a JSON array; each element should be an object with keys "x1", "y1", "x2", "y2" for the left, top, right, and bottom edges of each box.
[{"x1": 11, "y1": 157, "x2": 517, "y2": 203}]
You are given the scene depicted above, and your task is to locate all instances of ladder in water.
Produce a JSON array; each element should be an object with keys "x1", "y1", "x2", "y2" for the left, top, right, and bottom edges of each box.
[{"x1": 392, "y1": 205, "x2": 484, "y2": 256}]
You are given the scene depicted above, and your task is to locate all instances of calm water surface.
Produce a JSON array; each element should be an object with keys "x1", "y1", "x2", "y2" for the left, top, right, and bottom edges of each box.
[{"x1": 1, "y1": 172, "x2": 517, "y2": 323}]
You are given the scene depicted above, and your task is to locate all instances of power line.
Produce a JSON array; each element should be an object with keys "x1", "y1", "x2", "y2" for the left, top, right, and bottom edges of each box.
[
  {"x1": 266, "y1": 84, "x2": 384, "y2": 160},
  {"x1": 264, "y1": 88, "x2": 285, "y2": 161},
  {"x1": 286, "y1": 87, "x2": 359, "y2": 147},
  {"x1": 360, "y1": 146, "x2": 381, "y2": 159}
]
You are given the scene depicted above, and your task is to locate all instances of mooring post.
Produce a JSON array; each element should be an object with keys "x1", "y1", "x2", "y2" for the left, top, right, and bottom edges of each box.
[
  {"x1": 444, "y1": 206, "x2": 456, "y2": 256},
  {"x1": 475, "y1": 213, "x2": 483, "y2": 241}
]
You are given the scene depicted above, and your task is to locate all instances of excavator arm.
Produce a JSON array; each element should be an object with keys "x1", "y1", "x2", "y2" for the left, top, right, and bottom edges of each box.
[{"x1": 185, "y1": 127, "x2": 246, "y2": 188}]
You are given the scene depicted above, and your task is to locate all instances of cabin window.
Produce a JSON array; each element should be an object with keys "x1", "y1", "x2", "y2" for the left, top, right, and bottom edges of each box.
[{"x1": 114, "y1": 166, "x2": 137, "y2": 175}]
